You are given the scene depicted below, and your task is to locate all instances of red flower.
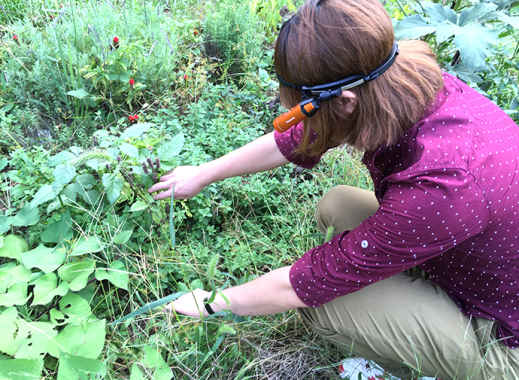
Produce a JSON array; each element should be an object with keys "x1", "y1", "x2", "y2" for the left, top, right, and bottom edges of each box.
[
  {"x1": 112, "y1": 36, "x2": 120, "y2": 49},
  {"x1": 128, "y1": 114, "x2": 139, "y2": 123},
  {"x1": 183, "y1": 74, "x2": 188, "y2": 81},
  {"x1": 129, "y1": 78, "x2": 135, "y2": 87},
  {"x1": 337, "y1": 364, "x2": 344, "y2": 373},
  {"x1": 13, "y1": 34, "x2": 18, "y2": 41},
  {"x1": 193, "y1": 29, "x2": 199, "y2": 36}
]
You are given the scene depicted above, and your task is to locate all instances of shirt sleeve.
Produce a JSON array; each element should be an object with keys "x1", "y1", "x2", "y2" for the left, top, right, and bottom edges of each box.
[
  {"x1": 274, "y1": 122, "x2": 321, "y2": 169},
  {"x1": 289, "y1": 168, "x2": 490, "y2": 307}
]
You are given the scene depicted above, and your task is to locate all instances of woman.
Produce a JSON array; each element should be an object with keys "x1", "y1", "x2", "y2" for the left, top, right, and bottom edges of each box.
[{"x1": 148, "y1": 0, "x2": 519, "y2": 378}]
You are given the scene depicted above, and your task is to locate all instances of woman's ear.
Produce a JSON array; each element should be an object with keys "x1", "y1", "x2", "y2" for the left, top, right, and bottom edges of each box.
[{"x1": 338, "y1": 90, "x2": 358, "y2": 115}]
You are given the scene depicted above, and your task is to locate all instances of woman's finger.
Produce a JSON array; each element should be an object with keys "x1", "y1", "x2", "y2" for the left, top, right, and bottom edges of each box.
[
  {"x1": 153, "y1": 189, "x2": 172, "y2": 200},
  {"x1": 148, "y1": 180, "x2": 174, "y2": 193}
]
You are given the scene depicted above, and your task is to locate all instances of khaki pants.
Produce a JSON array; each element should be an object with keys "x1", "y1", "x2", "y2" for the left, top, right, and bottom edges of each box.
[{"x1": 299, "y1": 185, "x2": 519, "y2": 379}]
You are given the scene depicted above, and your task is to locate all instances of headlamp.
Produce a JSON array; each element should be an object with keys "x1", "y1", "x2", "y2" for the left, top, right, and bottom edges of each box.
[{"x1": 273, "y1": 42, "x2": 399, "y2": 133}]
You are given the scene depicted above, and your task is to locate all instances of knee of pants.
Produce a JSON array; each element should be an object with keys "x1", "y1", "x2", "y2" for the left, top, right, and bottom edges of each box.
[{"x1": 316, "y1": 185, "x2": 378, "y2": 234}]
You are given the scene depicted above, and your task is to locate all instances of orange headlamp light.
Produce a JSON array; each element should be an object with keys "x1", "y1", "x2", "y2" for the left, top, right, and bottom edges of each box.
[{"x1": 273, "y1": 42, "x2": 400, "y2": 133}]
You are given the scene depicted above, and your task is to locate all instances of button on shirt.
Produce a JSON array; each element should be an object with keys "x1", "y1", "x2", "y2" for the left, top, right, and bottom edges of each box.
[{"x1": 274, "y1": 73, "x2": 519, "y2": 347}]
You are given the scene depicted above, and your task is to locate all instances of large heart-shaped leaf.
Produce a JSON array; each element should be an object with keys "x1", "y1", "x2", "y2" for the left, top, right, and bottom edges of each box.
[
  {"x1": 0, "y1": 307, "x2": 18, "y2": 356},
  {"x1": 0, "y1": 283, "x2": 29, "y2": 307},
  {"x1": 120, "y1": 123, "x2": 152, "y2": 140},
  {"x1": 102, "y1": 173, "x2": 124, "y2": 204},
  {"x1": 0, "y1": 215, "x2": 11, "y2": 235},
  {"x1": 0, "y1": 263, "x2": 31, "y2": 292},
  {"x1": 14, "y1": 321, "x2": 59, "y2": 359},
  {"x1": 453, "y1": 24, "x2": 499, "y2": 70},
  {"x1": 31, "y1": 273, "x2": 69, "y2": 306},
  {"x1": 0, "y1": 235, "x2": 28, "y2": 262},
  {"x1": 21, "y1": 245, "x2": 66, "y2": 273},
  {"x1": 0, "y1": 358, "x2": 43, "y2": 380},
  {"x1": 157, "y1": 133, "x2": 185, "y2": 162},
  {"x1": 55, "y1": 319, "x2": 106, "y2": 358},
  {"x1": 95, "y1": 260, "x2": 129, "y2": 290},
  {"x1": 70, "y1": 236, "x2": 104, "y2": 256},
  {"x1": 395, "y1": 14, "x2": 437, "y2": 39},
  {"x1": 41, "y1": 213, "x2": 73, "y2": 244},
  {"x1": 11, "y1": 206, "x2": 39, "y2": 227},
  {"x1": 58, "y1": 260, "x2": 95, "y2": 292},
  {"x1": 58, "y1": 293, "x2": 92, "y2": 324},
  {"x1": 53, "y1": 165, "x2": 77, "y2": 187},
  {"x1": 57, "y1": 354, "x2": 106, "y2": 380},
  {"x1": 30, "y1": 185, "x2": 58, "y2": 208}
]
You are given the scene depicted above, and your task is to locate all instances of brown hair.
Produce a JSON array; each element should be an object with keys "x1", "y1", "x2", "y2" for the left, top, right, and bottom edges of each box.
[{"x1": 274, "y1": 0, "x2": 444, "y2": 156}]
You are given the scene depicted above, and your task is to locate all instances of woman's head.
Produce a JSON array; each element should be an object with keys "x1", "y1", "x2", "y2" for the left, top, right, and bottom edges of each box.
[{"x1": 274, "y1": 0, "x2": 443, "y2": 155}]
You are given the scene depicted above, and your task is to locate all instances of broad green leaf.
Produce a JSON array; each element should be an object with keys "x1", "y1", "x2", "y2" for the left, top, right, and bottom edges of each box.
[
  {"x1": 120, "y1": 123, "x2": 152, "y2": 140},
  {"x1": 434, "y1": 23, "x2": 459, "y2": 44},
  {"x1": 53, "y1": 164, "x2": 76, "y2": 187},
  {"x1": 102, "y1": 173, "x2": 124, "y2": 204},
  {"x1": 395, "y1": 15, "x2": 436, "y2": 40},
  {"x1": 58, "y1": 293, "x2": 92, "y2": 324},
  {"x1": 0, "y1": 263, "x2": 31, "y2": 292},
  {"x1": 14, "y1": 321, "x2": 59, "y2": 359},
  {"x1": 31, "y1": 273, "x2": 69, "y2": 306},
  {"x1": 76, "y1": 174, "x2": 96, "y2": 189},
  {"x1": 113, "y1": 229, "x2": 133, "y2": 245},
  {"x1": 11, "y1": 206, "x2": 39, "y2": 227},
  {"x1": 70, "y1": 236, "x2": 104, "y2": 256},
  {"x1": 217, "y1": 323, "x2": 236, "y2": 336},
  {"x1": 129, "y1": 364, "x2": 145, "y2": 380},
  {"x1": 0, "y1": 157, "x2": 8, "y2": 171},
  {"x1": 120, "y1": 143, "x2": 139, "y2": 158},
  {"x1": 0, "y1": 358, "x2": 43, "y2": 380},
  {"x1": 55, "y1": 319, "x2": 106, "y2": 358},
  {"x1": 0, "y1": 234, "x2": 28, "y2": 262},
  {"x1": 41, "y1": 213, "x2": 72, "y2": 244},
  {"x1": 66, "y1": 89, "x2": 89, "y2": 99},
  {"x1": 48, "y1": 151, "x2": 76, "y2": 167},
  {"x1": 459, "y1": 3, "x2": 498, "y2": 26},
  {"x1": 453, "y1": 24, "x2": 499, "y2": 70},
  {"x1": 130, "y1": 200, "x2": 148, "y2": 212},
  {"x1": 142, "y1": 346, "x2": 167, "y2": 368},
  {"x1": 0, "y1": 215, "x2": 11, "y2": 235},
  {"x1": 57, "y1": 354, "x2": 106, "y2": 380},
  {"x1": 50, "y1": 309, "x2": 68, "y2": 326},
  {"x1": 0, "y1": 308, "x2": 18, "y2": 356},
  {"x1": 21, "y1": 245, "x2": 66, "y2": 273},
  {"x1": 153, "y1": 366, "x2": 173, "y2": 380},
  {"x1": 157, "y1": 133, "x2": 185, "y2": 161},
  {"x1": 95, "y1": 260, "x2": 129, "y2": 290},
  {"x1": 0, "y1": 283, "x2": 28, "y2": 306},
  {"x1": 58, "y1": 260, "x2": 95, "y2": 292},
  {"x1": 425, "y1": 3, "x2": 458, "y2": 24},
  {"x1": 62, "y1": 183, "x2": 81, "y2": 202},
  {"x1": 30, "y1": 185, "x2": 57, "y2": 208}
]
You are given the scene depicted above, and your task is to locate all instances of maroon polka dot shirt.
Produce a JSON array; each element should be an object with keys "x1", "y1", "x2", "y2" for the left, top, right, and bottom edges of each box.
[{"x1": 275, "y1": 73, "x2": 519, "y2": 347}]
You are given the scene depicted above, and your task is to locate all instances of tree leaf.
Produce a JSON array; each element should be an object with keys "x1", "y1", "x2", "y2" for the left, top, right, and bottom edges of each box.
[
  {"x1": 394, "y1": 14, "x2": 436, "y2": 40},
  {"x1": 55, "y1": 319, "x2": 106, "y2": 358},
  {"x1": 120, "y1": 123, "x2": 153, "y2": 140},
  {"x1": 70, "y1": 236, "x2": 104, "y2": 256},
  {"x1": 66, "y1": 89, "x2": 90, "y2": 99},
  {"x1": 58, "y1": 260, "x2": 95, "y2": 292},
  {"x1": 31, "y1": 273, "x2": 69, "y2": 306},
  {"x1": 102, "y1": 173, "x2": 124, "y2": 204},
  {"x1": 157, "y1": 133, "x2": 185, "y2": 162},
  {"x1": 11, "y1": 206, "x2": 39, "y2": 227},
  {"x1": 53, "y1": 165, "x2": 77, "y2": 187},
  {"x1": 0, "y1": 282, "x2": 28, "y2": 307},
  {"x1": 21, "y1": 245, "x2": 66, "y2": 273},
  {"x1": 57, "y1": 354, "x2": 106, "y2": 380},
  {"x1": 0, "y1": 235, "x2": 28, "y2": 262},
  {"x1": 30, "y1": 185, "x2": 58, "y2": 208},
  {"x1": 0, "y1": 358, "x2": 43, "y2": 380},
  {"x1": 95, "y1": 260, "x2": 129, "y2": 290}
]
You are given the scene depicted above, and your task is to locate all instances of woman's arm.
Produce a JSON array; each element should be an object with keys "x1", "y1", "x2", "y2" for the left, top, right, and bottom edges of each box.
[
  {"x1": 149, "y1": 132, "x2": 288, "y2": 200},
  {"x1": 168, "y1": 266, "x2": 307, "y2": 317}
]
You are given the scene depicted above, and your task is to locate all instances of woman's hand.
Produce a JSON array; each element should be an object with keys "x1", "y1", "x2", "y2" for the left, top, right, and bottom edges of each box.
[
  {"x1": 165, "y1": 288, "x2": 213, "y2": 317},
  {"x1": 148, "y1": 165, "x2": 209, "y2": 200}
]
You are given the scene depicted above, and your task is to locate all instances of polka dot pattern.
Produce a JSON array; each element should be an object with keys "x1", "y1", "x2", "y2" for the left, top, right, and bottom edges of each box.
[{"x1": 279, "y1": 73, "x2": 519, "y2": 348}]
